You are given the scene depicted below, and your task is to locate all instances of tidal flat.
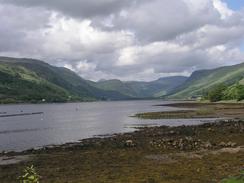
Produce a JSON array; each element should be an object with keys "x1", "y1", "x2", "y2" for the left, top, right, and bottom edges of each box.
[
  {"x1": 134, "y1": 102, "x2": 244, "y2": 119},
  {"x1": 0, "y1": 102, "x2": 244, "y2": 183}
]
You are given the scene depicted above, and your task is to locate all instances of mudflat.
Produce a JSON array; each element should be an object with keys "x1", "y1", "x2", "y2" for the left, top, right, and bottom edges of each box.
[{"x1": 135, "y1": 102, "x2": 244, "y2": 119}]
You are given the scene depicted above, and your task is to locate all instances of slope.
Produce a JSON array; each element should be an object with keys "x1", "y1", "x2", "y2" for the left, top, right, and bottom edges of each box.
[
  {"x1": 0, "y1": 57, "x2": 131, "y2": 103},
  {"x1": 169, "y1": 62, "x2": 244, "y2": 99}
]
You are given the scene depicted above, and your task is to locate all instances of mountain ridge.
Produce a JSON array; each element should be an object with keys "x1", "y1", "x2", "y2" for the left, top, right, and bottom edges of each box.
[
  {"x1": 0, "y1": 56, "x2": 187, "y2": 103},
  {"x1": 91, "y1": 76, "x2": 188, "y2": 98},
  {"x1": 1, "y1": 56, "x2": 243, "y2": 103}
]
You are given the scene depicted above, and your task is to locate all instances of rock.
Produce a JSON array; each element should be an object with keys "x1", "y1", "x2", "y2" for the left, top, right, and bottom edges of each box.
[
  {"x1": 219, "y1": 142, "x2": 226, "y2": 147},
  {"x1": 204, "y1": 141, "x2": 212, "y2": 149},
  {"x1": 219, "y1": 141, "x2": 237, "y2": 148},
  {"x1": 226, "y1": 142, "x2": 237, "y2": 147},
  {"x1": 179, "y1": 140, "x2": 185, "y2": 150},
  {"x1": 207, "y1": 128, "x2": 214, "y2": 132},
  {"x1": 172, "y1": 141, "x2": 177, "y2": 146},
  {"x1": 185, "y1": 137, "x2": 193, "y2": 141},
  {"x1": 125, "y1": 140, "x2": 135, "y2": 147}
]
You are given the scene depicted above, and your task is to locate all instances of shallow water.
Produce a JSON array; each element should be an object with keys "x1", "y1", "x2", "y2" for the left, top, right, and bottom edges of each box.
[{"x1": 0, "y1": 100, "x2": 216, "y2": 151}]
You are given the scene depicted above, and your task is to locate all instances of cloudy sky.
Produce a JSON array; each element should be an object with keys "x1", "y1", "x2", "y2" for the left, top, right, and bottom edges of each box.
[{"x1": 0, "y1": 0, "x2": 244, "y2": 81}]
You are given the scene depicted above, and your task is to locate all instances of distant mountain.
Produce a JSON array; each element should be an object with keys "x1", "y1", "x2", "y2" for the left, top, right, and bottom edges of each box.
[
  {"x1": 91, "y1": 76, "x2": 188, "y2": 98},
  {"x1": 0, "y1": 57, "x2": 130, "y2": 103},
  {"x1": 168, "y1": 62, "x2": 244, "y2": 99},
  {"x1": 0, "y1": 56, "x2": 189, "y2": 103}
]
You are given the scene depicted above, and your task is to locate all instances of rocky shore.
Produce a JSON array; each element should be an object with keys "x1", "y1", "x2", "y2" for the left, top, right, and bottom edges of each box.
[{"x1": 0, "y1": 103, "x2": 244, "y2": 183}]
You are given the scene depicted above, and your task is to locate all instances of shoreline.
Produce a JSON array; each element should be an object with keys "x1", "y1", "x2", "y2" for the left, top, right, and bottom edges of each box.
[
  {"x1": 0, "y1": 117, "x2": 227, "y2": 156},
  {"x1": 1, "y1": 119, "x2": 243, "y2": 182},
  {"x1": 1, "y1": 102, "x2": 244, "y2": 182},
  {"x1": 0, "y1": 98, "x2": 167, "y2": 106},
  {"x1": 1, "y1": 101, "x2": 244, "y2": 155}
]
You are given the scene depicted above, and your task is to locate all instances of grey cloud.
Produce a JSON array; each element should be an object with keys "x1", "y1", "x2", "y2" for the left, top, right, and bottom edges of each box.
[
  {"x1": 106, "y1": 0, "x2": 221, "y2": 42},
  {"x1": 0, "y1": 0, "x2": 133, "y2": 18},
  {"x1": 175, "y1": 24, "x2": 244, "y2": 49},
  {"x1": 0, "y1": 4, "x2": 50, "y2": 52}
]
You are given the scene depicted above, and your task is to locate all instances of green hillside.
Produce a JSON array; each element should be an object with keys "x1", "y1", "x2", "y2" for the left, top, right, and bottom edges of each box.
[
  {"x1": 1, "y1": 56, "x2": 243, "y2": 103},
  {"x1": 0, "y1": 62, "x2": 72, "y2": 103},
  {"x1": 169, "y1": 63, "x2": 244, "y2": 99},
  {"x1": 92, "y1": 76, "x2": 188, "y2": 98},
  {"x1": 0, "y1": 57, "x2": 130, "y2": 103}
]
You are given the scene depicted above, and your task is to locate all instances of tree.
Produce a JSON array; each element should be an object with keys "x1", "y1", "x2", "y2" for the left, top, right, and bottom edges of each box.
[{"x1": 207, "y1": 84, "x2": 227, "y2": 102}]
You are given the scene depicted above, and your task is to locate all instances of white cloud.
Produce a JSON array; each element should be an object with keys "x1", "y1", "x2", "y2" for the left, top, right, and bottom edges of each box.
[
  {"x1": 0, "y1": 0, "x2": 243, "y2": 81},
  {"x1": 213, "y1": 0, "x2": 233, "y2": 19}
]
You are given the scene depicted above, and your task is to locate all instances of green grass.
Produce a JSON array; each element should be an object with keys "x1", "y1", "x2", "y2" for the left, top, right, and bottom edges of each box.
[
  {"x1": 222, "y1": 171, "x2": 244, "y2": 183},
  {"x1": 222, "y1": 178, "x2": 244, "y2": 183}
]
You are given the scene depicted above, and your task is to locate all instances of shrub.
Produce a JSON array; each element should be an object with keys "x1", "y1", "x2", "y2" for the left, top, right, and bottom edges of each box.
[{"x1": 19, "y1": 165, "x2": 40, "y2": 183}]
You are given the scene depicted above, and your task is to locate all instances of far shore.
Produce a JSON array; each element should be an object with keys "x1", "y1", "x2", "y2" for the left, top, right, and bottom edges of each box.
[{"x1": 0, "y1": 97, "x2": 169, "y2": 105}]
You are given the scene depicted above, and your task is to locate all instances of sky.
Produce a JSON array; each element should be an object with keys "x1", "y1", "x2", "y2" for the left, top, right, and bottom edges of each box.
[
  {"x1": 0, "y1": 0, "x2": 244, "y2": 81},
  {"x1": 223, "y1": 0, "x2": 244, "y2": 10}
]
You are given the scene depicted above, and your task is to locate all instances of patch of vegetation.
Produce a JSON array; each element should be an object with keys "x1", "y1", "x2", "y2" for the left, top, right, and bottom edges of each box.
[
  {"x1": 207, "y1": 84, "x2": 227, "y2": 102},
  {"x1": 223, "y1": 84, "x2": 244, "y2": 101},
  {"x1": 19, "y1": 165, "x2": 40, "y2": 183},
  {"x1": 221, "y1": 171, "x2": 244, "y2": 183},
  {"x1": 204, "y1": 83, "x2": 244, "y2": 102}
]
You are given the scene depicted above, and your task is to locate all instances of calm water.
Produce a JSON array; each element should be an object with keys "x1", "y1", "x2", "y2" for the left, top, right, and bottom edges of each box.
[{"x1": 0, "y1": 100, "x2": 215, "y2": 151}]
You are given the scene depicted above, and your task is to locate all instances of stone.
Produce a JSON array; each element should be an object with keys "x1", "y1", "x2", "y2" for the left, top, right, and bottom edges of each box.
[
  {"x1": 219, "y1": 142, "x2": 226, "y2": 147},
  {"x1": 125, "y1": 140, "x2": 135, "y2": 147},
  {"x1": 226, "y1": 142, "x2": 237, "y2": 147},
  {"x1": 204, "y1": 141, "x2": 212, "y2": 149}
]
